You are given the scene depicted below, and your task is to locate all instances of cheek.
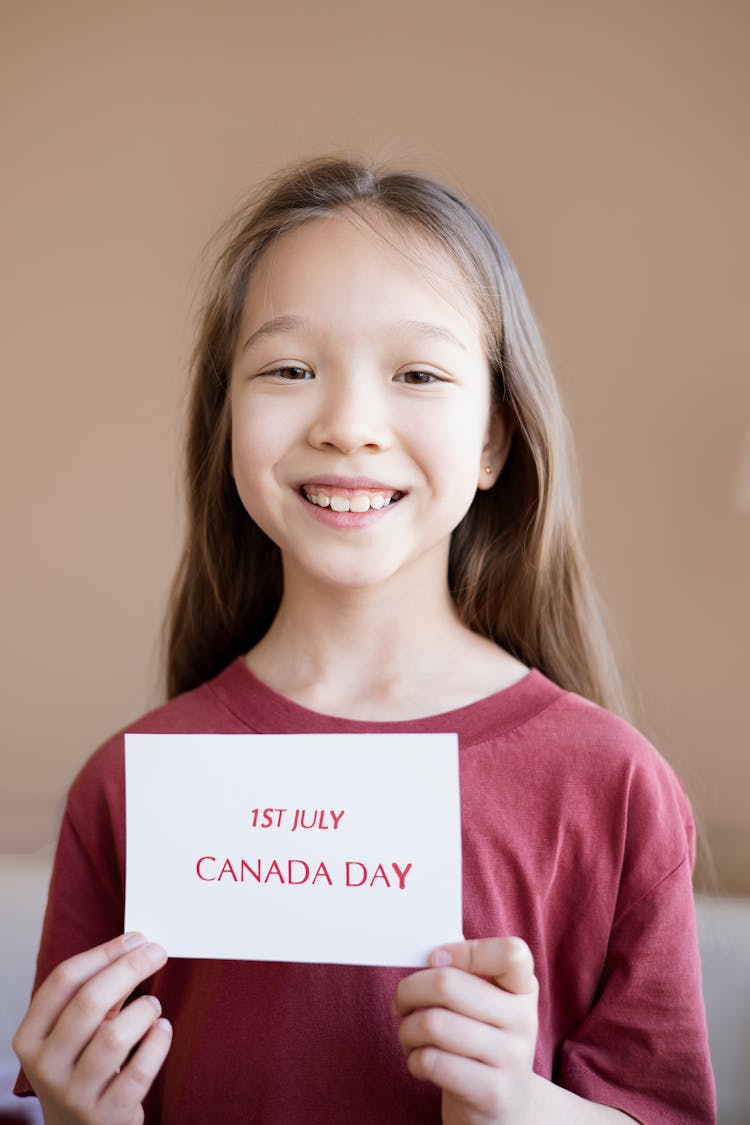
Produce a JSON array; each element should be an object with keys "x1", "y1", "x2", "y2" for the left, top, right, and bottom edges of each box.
[
  {"x1": 230, "y1": 420, "x2": 254, "y2": 487},
  {"x1": 229, "y1": 446, "x2": 279, "y2": 543},
  {"x1": 413, "y1": 407, "x2": 487, "y2": 480},
  {"x1": 229, "y1": 432, "x2": 274, "y2": 534},
  {"x1": 230, "y1": 400, "x2": 284, "y2": 482}
]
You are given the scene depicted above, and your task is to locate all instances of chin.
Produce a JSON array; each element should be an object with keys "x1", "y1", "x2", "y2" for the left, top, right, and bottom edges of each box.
[{"x1": 317, "y1": 565, "x2": 396, "y2": 591}]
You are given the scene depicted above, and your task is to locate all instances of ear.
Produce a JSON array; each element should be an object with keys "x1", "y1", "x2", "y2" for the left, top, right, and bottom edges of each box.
[{"x1": 477, "y1": 407, "x2": 513, "y2": 490}]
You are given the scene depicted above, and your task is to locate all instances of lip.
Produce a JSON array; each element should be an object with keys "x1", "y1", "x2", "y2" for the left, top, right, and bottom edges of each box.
[
  {"x1": 296, "y1": 495, "x2": 399, "y2": 527},
  {"x1": 295, "y1": 476, "x2": 405, "y2": 528},
  {"x1": 297, "y1": 475, "x2": 402, "y2": 492}
]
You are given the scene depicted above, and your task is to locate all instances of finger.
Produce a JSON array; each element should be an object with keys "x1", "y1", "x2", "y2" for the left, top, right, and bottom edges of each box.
[
  {"x1": 51, "y1": 942, "x2": 167, "y2": 1046},
  {"x1": 407, "y1": 1045, "x2": 511, "y2": 1111},
  {"x1": 69, "y1": 995, "x2": 164, "y2": 1100},
  {"x1": 399, "y1": 1004, "x2": 508, "y2": 1067},
  {"x1": 431, "y1": 937, "x2": 537, "y2": 995},
  {"x1": 40, "y1": 942, "x2": 167, "y2": 1077},
  {"x1": 394, "y1": 965, "x2": 526, "y2": 1027},
  {"x1": 14, "y1": 933, "x2": 148, "y2": 1050},
  {"x1": 100, "y1": 1017, "x2": 173, "y2": 1115}
]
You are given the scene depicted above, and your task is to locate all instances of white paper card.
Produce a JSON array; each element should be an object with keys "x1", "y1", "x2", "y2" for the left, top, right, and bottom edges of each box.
[{"x1": 125, "y1": 733, "x2": 462, "y2": 967}]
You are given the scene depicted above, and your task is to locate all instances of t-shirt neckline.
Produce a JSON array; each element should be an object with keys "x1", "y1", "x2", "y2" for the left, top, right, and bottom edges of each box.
[{"x1": 209, "y1": 657, "x2": 564, "y2": 745}]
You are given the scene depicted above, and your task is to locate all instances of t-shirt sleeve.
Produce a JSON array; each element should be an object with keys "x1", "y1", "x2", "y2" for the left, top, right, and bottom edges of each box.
[
  {"x1": 556, "y1": 754, "x2": 716, "y2": 1124},
  {"x1": 14, "y1": 741, "x2": 126, "y2": 1098}
]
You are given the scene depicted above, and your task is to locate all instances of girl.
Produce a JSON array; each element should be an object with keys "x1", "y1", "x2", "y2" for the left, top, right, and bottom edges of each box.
[{"x1": 13, "y1": 156, "x2": 715, "y2": 1124}]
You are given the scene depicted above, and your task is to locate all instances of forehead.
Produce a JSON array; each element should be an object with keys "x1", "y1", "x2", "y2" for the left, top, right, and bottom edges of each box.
[{"x1": 240, "y1": 210, "x2": 485, "y2": 345}]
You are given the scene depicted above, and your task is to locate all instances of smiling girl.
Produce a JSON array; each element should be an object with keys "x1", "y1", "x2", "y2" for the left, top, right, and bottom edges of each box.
[{"x1": 13, "y1": 156, "x2": 715, "y2": 1124}]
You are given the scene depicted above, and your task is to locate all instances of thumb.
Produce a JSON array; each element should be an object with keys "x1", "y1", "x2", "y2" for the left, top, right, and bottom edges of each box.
[{"x1": 430, "y1": 936, "x2": 537, "y2": 995}]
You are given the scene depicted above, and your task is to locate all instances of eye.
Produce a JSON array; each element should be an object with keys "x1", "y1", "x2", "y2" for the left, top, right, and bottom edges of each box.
[
  {"x1": 262, "y1": 366, "x2": 314, "y2": 381},
  {"x1": 395, "y1": 370, "x2": 443, "y2": 386}
]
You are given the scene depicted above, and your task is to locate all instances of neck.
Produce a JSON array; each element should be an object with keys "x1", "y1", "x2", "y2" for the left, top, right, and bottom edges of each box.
[{"x1": 245, "y1": 565, "x2": 528, "y2": 720}]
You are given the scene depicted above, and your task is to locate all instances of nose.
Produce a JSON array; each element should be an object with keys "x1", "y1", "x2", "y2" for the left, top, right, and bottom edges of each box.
[{"x1": 307, "y1": 374, "x2": 391, "y2": 454}]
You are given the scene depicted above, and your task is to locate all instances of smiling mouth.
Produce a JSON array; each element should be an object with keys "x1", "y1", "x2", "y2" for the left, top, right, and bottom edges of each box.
[{"x1": 301, "y1": 486, "x2": 404, "y2": 513}]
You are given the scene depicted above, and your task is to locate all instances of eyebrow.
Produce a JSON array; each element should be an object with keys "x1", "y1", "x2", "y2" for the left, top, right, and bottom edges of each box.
[{"x1": 239, "y1": 314, "x2": 468, "y2": 354}]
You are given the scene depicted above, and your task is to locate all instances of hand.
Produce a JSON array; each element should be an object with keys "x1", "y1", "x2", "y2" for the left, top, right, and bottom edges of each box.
[
  {"x1": 13, "y1": 932, "x2": 172, "y2": 1125},
  {"x1": 394, "y1": 936, "x2": 539, "y2": 1125}
]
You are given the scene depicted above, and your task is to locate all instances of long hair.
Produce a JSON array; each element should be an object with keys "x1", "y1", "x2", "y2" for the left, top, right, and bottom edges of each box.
[{"x1": 165, "y1": 155, "x2": 627, "y2": 715}]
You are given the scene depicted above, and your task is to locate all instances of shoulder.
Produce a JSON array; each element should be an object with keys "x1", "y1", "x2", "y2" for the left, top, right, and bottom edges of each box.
[
  {"x1": 535, "y1": 680, "x2": 697, "y2": 876},
  {"x1": 555, "y1": 686, "x2": 688, "y2": 795},
  {"x1": 517, "y1": 675, "x2": 688, "y2": 799},
  {"x1": 66, "y1": 660, "x2": 250, "y2": 813},
  {"x1": 471, "y1": 673, "x2": 697, "y2": 879}
]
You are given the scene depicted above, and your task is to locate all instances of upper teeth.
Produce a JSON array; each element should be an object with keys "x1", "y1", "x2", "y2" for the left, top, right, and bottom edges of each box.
[{"x1": 303, "y1": 489, "x2": 400, "y2": 512}]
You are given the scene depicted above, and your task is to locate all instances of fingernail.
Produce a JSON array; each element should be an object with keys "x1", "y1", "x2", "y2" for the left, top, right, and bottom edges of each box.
[
  {"x1": 122, "y1": 932, "x2": 147, "y2": 950},
  {"x1": 156, "y1": 1017, "x2": 172, "y2": 1034},
  {"x1": 145, "y1": 995, "x2": 162, "y2": 1014},
  {"x1": 143, "y1": 942, "x2": 167, "y2": 962},
  {"x1": 432, "y1": 949, "x2": 452, "y2": 967}
]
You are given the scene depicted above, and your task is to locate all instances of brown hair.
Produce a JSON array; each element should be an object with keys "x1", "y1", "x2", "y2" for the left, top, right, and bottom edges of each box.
[{"x1": 165, "y1": 155, "x2": 627, "y2": 715}]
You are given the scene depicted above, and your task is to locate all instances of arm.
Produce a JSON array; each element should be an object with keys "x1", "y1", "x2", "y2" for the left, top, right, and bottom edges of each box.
[
  {"x1": 395, "y1": 938, "x2": 638, "y2": 1125},
  {"x1": 13, "y1": 934, "x2": 171, "y2": 1125}
]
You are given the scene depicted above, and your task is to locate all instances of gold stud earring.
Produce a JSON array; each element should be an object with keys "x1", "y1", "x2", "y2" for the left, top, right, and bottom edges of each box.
[{"x1": 484, "y1": 465, "x2": 493, "y2": 475}]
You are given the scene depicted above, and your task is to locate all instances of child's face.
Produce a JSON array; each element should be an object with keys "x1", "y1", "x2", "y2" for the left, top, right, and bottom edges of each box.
[{"x1": 229, "y1": 211, "x2": 507, "y2": 596}]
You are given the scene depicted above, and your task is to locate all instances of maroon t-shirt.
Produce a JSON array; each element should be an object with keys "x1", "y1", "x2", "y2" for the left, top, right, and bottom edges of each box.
[{"x1": 17, "y1": 659, "x2": 716, "y2": 1123}]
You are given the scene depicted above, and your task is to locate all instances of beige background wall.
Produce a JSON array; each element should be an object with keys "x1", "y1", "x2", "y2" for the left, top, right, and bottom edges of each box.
[{"x1": 2, "y1": 1, "x2": 748, "y2": 892}]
